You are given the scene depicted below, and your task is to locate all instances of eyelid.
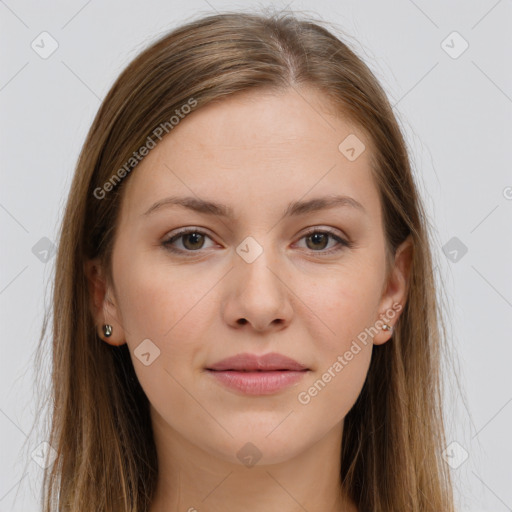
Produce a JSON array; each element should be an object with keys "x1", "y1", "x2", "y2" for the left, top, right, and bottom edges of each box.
[
  {"x1": 161, "y1": 226, "x2": 352, "y2": 255},
  {"x1": 162, "y1": 227, "x2": 217, "y2": 252},
  {"x1": 299, "y1": 225, "x2": 348, "y2": 240},
  {"x1": 295, "y1": 226, "x2": 352, "y2": 254}
]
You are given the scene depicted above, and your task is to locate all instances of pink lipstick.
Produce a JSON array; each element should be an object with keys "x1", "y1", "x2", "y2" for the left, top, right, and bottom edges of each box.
[{"x1": 206, "y1": 352, "x2": 309, "y2": 395}]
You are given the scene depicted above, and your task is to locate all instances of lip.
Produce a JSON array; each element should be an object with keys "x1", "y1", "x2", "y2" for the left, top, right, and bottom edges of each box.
[
  {"x1": 207, "y1": 352, "x2": 308, "y2": 372},
  {"x1": 205, "y1": 352, "x2": 309, "y2": 396}
]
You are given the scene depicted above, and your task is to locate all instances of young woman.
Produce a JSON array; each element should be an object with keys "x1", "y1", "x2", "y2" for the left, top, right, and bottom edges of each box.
[{"x1": 35, "y1": 9, "x2": 455, "y2": 512}]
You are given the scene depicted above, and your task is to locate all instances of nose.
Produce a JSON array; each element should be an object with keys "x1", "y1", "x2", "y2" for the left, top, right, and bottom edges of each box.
[{"x1": 222, "y1": 243, "x2": 294, "y2": 333}]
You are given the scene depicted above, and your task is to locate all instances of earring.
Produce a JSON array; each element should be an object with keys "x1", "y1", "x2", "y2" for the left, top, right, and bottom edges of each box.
[
  {"x1": 102, "y1": 324, "x2": 113, "y2": 338},
  {"x1": 382, "y1": 323, "x2": 393, "y2": 332}
]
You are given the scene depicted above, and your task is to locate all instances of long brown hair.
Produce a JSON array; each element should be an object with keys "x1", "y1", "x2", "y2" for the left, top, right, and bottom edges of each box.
[{"x1": 31, "y1": 8, "x2": 455, "y2": 511}]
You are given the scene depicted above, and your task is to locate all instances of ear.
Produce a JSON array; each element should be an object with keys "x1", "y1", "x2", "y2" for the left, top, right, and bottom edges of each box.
[
  {"x1": 373, "y1": 234, "x2": 413, "y2": 345},
  {"x1": 84, "y1": 258, "x2": 126, "y2": 346}
]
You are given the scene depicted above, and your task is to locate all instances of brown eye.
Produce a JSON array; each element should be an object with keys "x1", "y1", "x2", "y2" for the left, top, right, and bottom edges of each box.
[
  {"x1": 162, "y1": 229, "x2": 215, "y2": 253},
  {"x1": 305, "y1": 232, "x2": 330, "y2": 250},
  {"x1": 181, "y1": 232, "x2": 205, "y2": 250},
  {"x1": 296, "y1": 229, "x2": 352, "y2": 254}
]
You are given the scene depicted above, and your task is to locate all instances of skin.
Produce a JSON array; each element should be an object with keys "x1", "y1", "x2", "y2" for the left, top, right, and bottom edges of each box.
[{"x1": 86, "y1": 86, "x2": 412, "y2": 512}]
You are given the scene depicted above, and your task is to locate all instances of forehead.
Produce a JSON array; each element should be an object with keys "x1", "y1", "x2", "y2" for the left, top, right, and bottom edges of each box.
[{"x1": 119, "y1": 87, "x2": 381, "y2": 223}]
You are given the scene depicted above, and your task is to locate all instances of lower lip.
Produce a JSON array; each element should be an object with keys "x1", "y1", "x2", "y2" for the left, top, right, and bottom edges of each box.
[{"x1": 206, "y1": 370, "x2": 308, "y2": 395}]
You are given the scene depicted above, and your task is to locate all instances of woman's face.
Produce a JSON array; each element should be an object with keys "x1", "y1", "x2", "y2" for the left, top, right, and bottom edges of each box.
[{"x1": 89, "y1": 87, "x2": 411, "y2": 466}]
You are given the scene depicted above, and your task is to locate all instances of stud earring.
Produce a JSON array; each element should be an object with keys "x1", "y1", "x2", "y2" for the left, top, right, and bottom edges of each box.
[
  {"x1": 382, "y1": 323, "x2": 393, "y2": 332},
  {"x1": 102, "y1": 324, "x2": 113, "y2": 338}
]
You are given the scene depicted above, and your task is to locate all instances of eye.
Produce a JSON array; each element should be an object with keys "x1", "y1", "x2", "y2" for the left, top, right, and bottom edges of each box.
[
  {"x1": 295, "y1": 228, "x2": 352, "y2": 254},
  {"x1": 161, "y1": 227, "x2": 352, "y2": 256},
  {"x1": 162, "y1": 228, "x2": 216, "y2": 253}
]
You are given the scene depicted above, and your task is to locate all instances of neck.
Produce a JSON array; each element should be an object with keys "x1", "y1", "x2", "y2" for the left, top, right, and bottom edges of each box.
[{"x1": 148, "y1": 407, "x2": 358, "y2": 512}]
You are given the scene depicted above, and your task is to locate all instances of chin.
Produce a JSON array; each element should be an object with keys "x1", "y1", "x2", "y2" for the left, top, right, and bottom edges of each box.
[{"x1": 199, "y1": 426, "x2": 310, "y2": 467}]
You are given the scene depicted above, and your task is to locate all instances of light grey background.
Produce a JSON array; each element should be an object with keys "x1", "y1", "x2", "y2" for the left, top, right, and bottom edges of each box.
[{"x1": 1, "y1": 1, "x2": 511, "y2": 510}]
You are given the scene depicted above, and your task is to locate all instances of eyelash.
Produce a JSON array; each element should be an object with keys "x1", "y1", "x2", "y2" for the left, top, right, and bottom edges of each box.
[{"x1": 161, "y1": 227, "x2": 353, "y2": 256}]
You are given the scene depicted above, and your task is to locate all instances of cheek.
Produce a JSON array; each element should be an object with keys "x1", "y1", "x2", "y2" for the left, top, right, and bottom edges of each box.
[
  {"x1": 293, "y1": 262, "x2": 384, "y2": 349},
  {"x1": 114, "y1": 251, "x2": 215, "y2": 342},
  {"x1": 285, "y1": 268, "x2": 381, "y2": 419},
  {"x1": 112, "y1": 257, "x2": 216, "y2": 431},
  {"x1": 112, "y1": 252, "x2": 225, "y2": 402},
  {"x1": 292, "y1": 279, "x2": 376, "y2": 433}
]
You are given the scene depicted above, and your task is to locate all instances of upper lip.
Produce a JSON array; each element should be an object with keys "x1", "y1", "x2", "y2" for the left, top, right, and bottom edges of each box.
[{"x1": 207, "y1": 352, "x2": 308, "y2": 371}]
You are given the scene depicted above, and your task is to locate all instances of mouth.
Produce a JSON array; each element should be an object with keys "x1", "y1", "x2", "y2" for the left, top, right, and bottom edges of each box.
[
  {"x1": 206, "y1": 369, "x2": 309, "y2": 395},
  {"x1": 206, "y1": 368, "x2": 308, "y2": 372},
  {"x1": 205, "y1": 352, "x2": 310, "y2": 395},
  {"x1": 206, "y1": 352, "x2": 309, "y2": 372}
]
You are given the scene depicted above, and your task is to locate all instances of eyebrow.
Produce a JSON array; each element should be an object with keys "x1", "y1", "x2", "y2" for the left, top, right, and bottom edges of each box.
[{"x1": 143, "y1": 194, "x2": 367, "y2": 218}]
